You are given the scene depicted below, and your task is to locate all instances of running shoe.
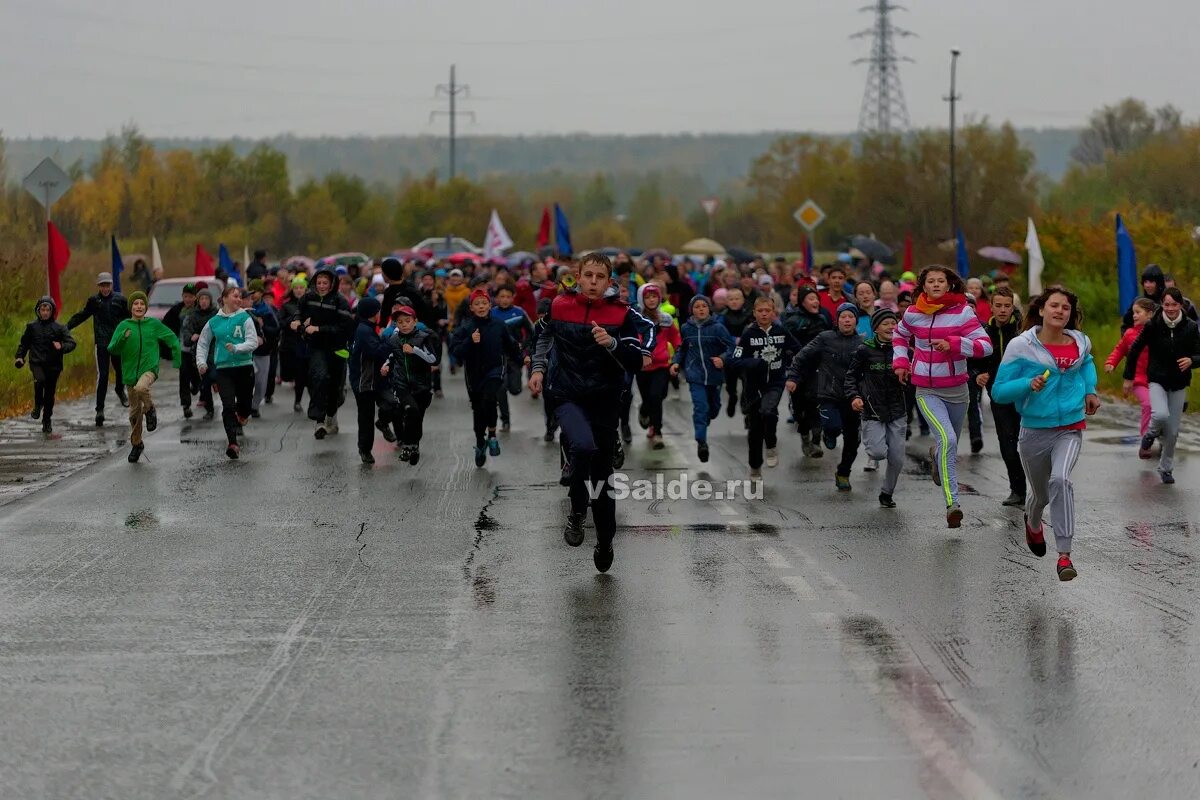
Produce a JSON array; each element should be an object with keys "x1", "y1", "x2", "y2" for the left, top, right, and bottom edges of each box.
[
  {"x1": 1002, "y1": 493, "x2": 1026, "y2": 508},
  {"x1": 835, "y1": 473, "x2": 851, "y2": 492},
  {"x1": 594, "y1": 543, "x2": 614, "y2": 573},
  {"x1": 864, "y1": 458, "x2": 878, "y2": 472},
  {"x1": 359, "y1": 450, "x2": 374, "y2": 465},
  {"x1": 638, "y1": 405, "x2": 650, "y2": 429},
  {"x1": 226, "y1": 443, "x2": 241, "y2": 460},
  {"x1": 31, "y1": 405, "x2": 41, "y2": 420},
  {"x1": 501, "y1": 421, "x2": 511, "y2": 432},
  {"x1": 750, "y1": 467, "x2": 763, "y2": 482},
  {"x1": 929, "y1": 446, "x2": 942, "y2": 487},
  {"x1": 250, "y1": 409, "x2": 261, "y2": 419},
  {"x1": 128, "y1": 443, "x2": 144, "y2": 462},
  {"x1": 878, "y1": 492, "x2": 896, "y2": 508},
  {"x1": 564, "y1": 513, "x2": 586, "y2": 547},
  {"x1": 324, "y1": 417, "x2": 339, "y2": 435},
  {"x1": 1024, "y1": 514, "x2": 1047, "y2": 557},
  {"x1": 183, "y1": 406, "x2": 193, "y2": 419},
  {"x1": 651, "y1": 434, "x2": 665, "y2": 450},
  {"x1": 375, "y1": 419, "x2": 396, "y2": 443},
  {"x1": 474, "y1": 445, "x2": 487, "y2": 467},
  {"x1": 145, "y1": 408, "x2": 158, "y2": 432},
  {"x1": 293, "y1": 402, "x2": 302, "y2": 413},
  {"x1": 96, "y1": 413, "x2": 105, "y2": 427},
  {"x1": 488, "y1": 436, "x2": 501, "y2": 457},
  {"x1": 1139, "y1": 433, "x2": 1156, "y2": 460},
  {"x1": 971, "y1": 438, "x2": 984, "y2": 454},
  {"x1": 117, "y1": 390, "x2": 130, "y2": 408},
  {"x1": 946, "y1": 504, "x2": 963, "y2": 528},
  {"x1": 613, "y1": 440, "x2": 625, "y2": 469},
  {"x1": 807, "y1": 441, "x2": 824, "y2": 459},
  {"x1": 726, "y1": 395, "x2": 737, "y2": 418},
  {"x1": 765, "y1": 448, "x2": 779, "y2": 468},
  {"x1": 1056, "y1": 555, "x2": 1077, "y2": 582},
  {"x1": 646, "y1": 425, "x2": 656, "y2": 440},
  {"x1": 408, "y1": 445, "x2": 420, "y2": 465},
  {"x1": 822, "y1": 431, "x2": 838, "y2": 451},
  {"x1": 544, "y1": 429, "x2": 556, "y2": 443},
  {"x1": 1161, "y1": 470, "x2": 1175, "y2": 485},
  {"x1": 42, "y1": 420, "x2": 53, "y2": 435},
  {"x1": 397, "y1": 445, "x2": 411, "y2": 462},
  {"x1": 620, "y1": 420, "x2": 633, "y2": 443},
  {"x1": 697, "y1": 441, "x2": 709, "y2": 462}
]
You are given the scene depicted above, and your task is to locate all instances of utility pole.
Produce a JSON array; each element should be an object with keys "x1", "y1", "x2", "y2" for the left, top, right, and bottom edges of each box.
[
  {"x1": 432, "y1": 65, "x2": 474, "y2": 181},
  {"x1": 945, "y1": 49, "x2": 962, "y2": 239},
  {"x1": 852, "y1": 0, "x2": 915, "y2": 134}
]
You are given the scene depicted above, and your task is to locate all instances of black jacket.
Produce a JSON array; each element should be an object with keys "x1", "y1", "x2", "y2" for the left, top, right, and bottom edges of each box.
[
  {"x1": 730, "y1": 323, "x2": 799, "y2": 392},
  {"x1": 780, "y1": 305, "x2": 833, "y2": 350},
  {"x1": 180, "y1": 305, "x2": 216, "y2": 355},
  {"x1": 250, "y1": 301, "x2": 281, "y2": 356},
  {"x1": 844, "y1": 337, "x2": 906, "y2": 422},
  {"x1": 1125, "y1": 312, "x2": 1200, "y2": 392},
  {"x1": 279, "y1": 296, "x2": 307, "y2": 355},
  {"x1": 66, "y1": 291, "x2": 130, "y2": 343},
  {"x1": 297, "y1": 289, "x2": 354, "y2": 352},
  {"x1": 348, "y1": 320, "x2": 391, "y2": 393},
  {"x1": 450, "y1": 313, "x2": 523, "y2": 392},
  {"x1": 531, "y1": 291, "x2": 653, "y2": 402},
  {"x1": 719, "y1": 306, "x2": 753, "y2": 339},
  {"x1": 968, "y1": 314, "x2": 1022, "y2": 394},
  {"x1": 385, "y1": 328, "x2": 440, "y2": 395},
  {"x1": 16, "y1": 298, "x2": 76, "y2": 371},
  {"x1": 788, "y1": 329, "x2": 864, "y2": 402},
  {"x1": 162, "y1": 301, "x2": 189, "y2": 337}
]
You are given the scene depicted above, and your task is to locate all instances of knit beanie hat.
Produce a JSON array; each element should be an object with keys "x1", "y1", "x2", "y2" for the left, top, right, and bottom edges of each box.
[
  {"x1": 129, "y1": 291, "x2": 148, "y2": 306},
  {"x1": 247, "y1": 279, "x2": 265, "y2": 294},
  {"x1": 871, "y1": 308, "x2": 898, "y2": 330},
  {"x1": 356, "y1": 297, "x2": 381, "y2": 319},
  {"x1": 291, "y1": 276, "x2": 308, "y2": 289},
  {"x1": 836, "y1": 302, "x2": 858, "y2": 322}
]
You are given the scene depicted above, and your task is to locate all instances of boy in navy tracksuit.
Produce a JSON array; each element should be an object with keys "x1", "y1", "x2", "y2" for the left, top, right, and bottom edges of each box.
[
  {"x1": 348, "y1": 298, "x2": 391, "y2": 464},
  {"x1": 382, "y1": 304, "x2": 440, "y2": 465},
  {"x1": 729, "y1": 295, "x2": 799, "y2": 479},
  {"x1": 670, "y1": 295, "x2": 736, "y2": 462},
  {"x1": 490, "y1": 284, "x2": 535, "y2": 431},
  {"x1": 450, "y1": 288, "x2": 523, "y2": 468},
  {"x1": 15, "y1": 296, "x2": 77, "y2": 435}
]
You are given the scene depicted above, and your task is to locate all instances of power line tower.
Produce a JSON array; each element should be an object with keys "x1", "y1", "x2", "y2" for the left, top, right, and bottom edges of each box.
[
  {"x1": 852, "y1": 1, "x2": 915, "y2": 134},
  {"x1": 431, "y1": 65, "x2": 474, "y2": 180}
]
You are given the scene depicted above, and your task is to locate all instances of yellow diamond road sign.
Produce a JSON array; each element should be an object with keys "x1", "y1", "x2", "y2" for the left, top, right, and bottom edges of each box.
[{"x1": 794, "y1": 200, "x2": 825, "y2": 232}]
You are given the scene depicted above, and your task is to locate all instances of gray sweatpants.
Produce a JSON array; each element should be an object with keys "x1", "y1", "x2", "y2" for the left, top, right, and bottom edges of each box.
[
  {"x1": 1148, "y1": 383, "x2": 1187, "y2": 473},
  {"x1": 252, "y1": 354, "x2": 272, "y2": 412},
  {"x1": 862, "y1": 418, "x2": 906, "y2": 495},
  {"x1": 916, "y1": 395, "x2": 967, "y2": 507},
  {"x1": 1018, "y1": 427, "x2": 1082, "y2": 554}
]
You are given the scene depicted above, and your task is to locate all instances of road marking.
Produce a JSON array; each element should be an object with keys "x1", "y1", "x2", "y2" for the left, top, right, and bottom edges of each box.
[
  {"x1": 757, "y1": 546, "x2": 792, "y2": 570},
  {"x1": 716, "y1": 501, "x2": 738, "y2": 516},
  {"x1": 779, "y1": 574, "x2": 815, "y2": 599}
]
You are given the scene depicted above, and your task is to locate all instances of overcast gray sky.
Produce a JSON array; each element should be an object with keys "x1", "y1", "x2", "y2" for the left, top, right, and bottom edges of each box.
[{"x1": 1, "y1": 0, "x2": 1196, "y2": 138}]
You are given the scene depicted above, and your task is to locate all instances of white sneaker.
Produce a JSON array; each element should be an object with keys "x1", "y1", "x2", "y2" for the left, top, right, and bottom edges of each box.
[
  {"x1": 864, "y1": 458, "x2": 879, "y2": 472},
  {"x1": 749, "y1": 467, "x2": 763, "y2": 481},
  {"x1": 765, "y1": 448, "x2": 779, "y2": 468},
  {"x1": 325, "y1": 415, "x2": 339, "y2": 435}
]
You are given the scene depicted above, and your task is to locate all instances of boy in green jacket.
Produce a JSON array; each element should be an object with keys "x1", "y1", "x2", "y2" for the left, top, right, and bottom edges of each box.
[{"x1": 107, "y1": 291, "x2": 181, "y2": 462}]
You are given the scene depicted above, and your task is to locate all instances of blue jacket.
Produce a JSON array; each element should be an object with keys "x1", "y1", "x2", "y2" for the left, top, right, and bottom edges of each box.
[
  {"x1": 992, "y1": 328, "x2": 1097, "y2": 429},
  {"x1": 450, "y1": 312, "x2": 523, "y2": 391},
  {"x1": 349, "y1": 320, "x2": 391, "y2": 393},
  {"x1": 672, "y1": 316, "x2": 736, "y2": 386}
]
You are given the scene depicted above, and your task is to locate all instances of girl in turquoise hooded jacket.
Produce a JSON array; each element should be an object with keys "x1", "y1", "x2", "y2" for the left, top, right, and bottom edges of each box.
[{"x1": 992, "y1": 287, "x2": 1102, "y2": 582}]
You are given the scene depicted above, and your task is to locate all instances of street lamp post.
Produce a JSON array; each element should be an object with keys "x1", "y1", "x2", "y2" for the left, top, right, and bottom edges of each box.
[{"x1": 946, "y1": 48, "x2": 962, "y2": 240}]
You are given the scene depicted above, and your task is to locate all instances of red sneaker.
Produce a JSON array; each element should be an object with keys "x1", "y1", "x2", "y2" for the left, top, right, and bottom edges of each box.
[
  {"x1": 225, "y1": 443, "x2": 240, "y2": 460},
  {"x1": 1024, "y1": 515, "x2": 1046, "y2": 558},
  {"x1": 1056, "y1": 555, "x2": 1077, "y2": 582}
]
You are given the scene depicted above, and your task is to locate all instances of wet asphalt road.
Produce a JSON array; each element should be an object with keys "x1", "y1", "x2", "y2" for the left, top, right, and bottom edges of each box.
[{"x1": 1, "y1": 373, "x2": 1198, "y2": 799}]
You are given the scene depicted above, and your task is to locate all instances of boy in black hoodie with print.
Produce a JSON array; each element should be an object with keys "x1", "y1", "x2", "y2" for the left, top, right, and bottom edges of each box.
[
  {"x1": 450, "y1": 288, "x2": 523, "y2": 468},
  {"x1": 15, "y1": 297, "x2": 76, "y2": 434}
]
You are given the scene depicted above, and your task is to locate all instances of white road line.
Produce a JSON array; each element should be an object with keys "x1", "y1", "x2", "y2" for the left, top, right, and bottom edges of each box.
[
  {"x1": 715, "y1": 501, "x2": 738, "y2": 516},
  {"x1": 779, "y1": 574, "x2": 815, "y2": 599},
  {"x1": 757, "y1": 546, "x2": 793, "y2": 571}
]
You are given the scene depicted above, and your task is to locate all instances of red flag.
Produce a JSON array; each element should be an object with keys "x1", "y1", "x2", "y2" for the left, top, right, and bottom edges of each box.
[
  {"x1": 903, "y1": 233, "x2": 914, "y2": 272},
  {"x1": 536, "y1": 207, "x2": 551, "y2": 249},
  {"x1": 195, "y1": 243, "x2": 216, "y2": 277},
  {"x1": 47, "y1": 221, "x2": 70, "y2": 313}
]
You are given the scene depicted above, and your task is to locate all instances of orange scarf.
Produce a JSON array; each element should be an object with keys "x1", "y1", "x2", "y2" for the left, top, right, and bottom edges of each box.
[{"x1": 913, "y1": 292, "x2": 966, "y2": 315}]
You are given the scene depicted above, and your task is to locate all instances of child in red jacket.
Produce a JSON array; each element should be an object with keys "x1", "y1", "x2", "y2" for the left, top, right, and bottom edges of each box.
[
  {"x1": 1105, "y1": 297, "x2": 1155, "y2": 437},
  {"x1": 636, "y1": 283, "x2": 682, "y2": 449}
]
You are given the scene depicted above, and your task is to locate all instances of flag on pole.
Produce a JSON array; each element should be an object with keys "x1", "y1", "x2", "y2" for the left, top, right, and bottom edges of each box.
[
  {"x1": 152, "y1": 236, "x2": 164, "y2": 277},
  {"x1": 243, "y1": 244, "x2": 251, "y2": 272},
  {"x1": 218, "y1": 244, "x2": 242, "y2": 286},
  {"x1": 483, "y1": 209, "x2": 514, "y2": 260},
  {"x1": 554, "y1": 203, "x2": 573, "y2": 257},
  {"x1": 803, "y1": 236, "x2": 814, "y2": 276},
  {"x1": 903, "y1": 233, "x2": 914, "y2": 272},
  {"x1": 47, "y1": 222, "x2": 70, "y2": 313},
  {"x1": 955, "y1": 229, "x2": 970, "y2": 279},
  {"x1": 195, "y1": 244, "x2": 215, "y2": 277},
  {"x1": 536, "y1": 207, "x2": 551, "y2": 249},
  {"x1": 1116, "y1": 214, "x2": 1138, "y2": 315},
  {"x1": 1025, "y1": 218, "x2": 1044, "y2": 297},
  {"x1": 110, "y1": 235, "x2": 125, "y2": 294}
]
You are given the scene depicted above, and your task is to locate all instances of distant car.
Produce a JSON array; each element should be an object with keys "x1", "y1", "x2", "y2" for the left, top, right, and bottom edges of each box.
[
  {"x1": 146, "y1": 277, "x2": 208, "y2": 320},
  {"x1": 411, "y1": 236, "x2": 482, "y2": 259}
]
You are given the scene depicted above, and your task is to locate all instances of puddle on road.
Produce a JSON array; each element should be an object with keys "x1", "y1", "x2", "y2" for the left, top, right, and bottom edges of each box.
[
  {"x1": 124, "y1": 509, "x2": 159, "y2": 531},
  {"x1": 619, "y1": 522, "x2": 781, "y2": 538}
]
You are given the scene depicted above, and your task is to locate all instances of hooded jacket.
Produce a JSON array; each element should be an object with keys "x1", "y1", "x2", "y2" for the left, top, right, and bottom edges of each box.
[
  {"x1": 719, "y1": 303, "x2": 753, "y2": 339},
  {"x1": 250, "y1": 298, "x2": 281, "y2": 356},
  {"x1": 844, "y1": 335, "x2": 906, "y2": 422},
  {"x1": 1122, "y1": 265, "x2": 1165, "y2": 331},
  {"x1": 992, "y1": 328, "x2": 1097, "y2": 429},
  {"x1": 780, "y1": 288, "x2": 833, "y2": 349},
  {"x1": 384, "y1": 327, "x2": 440, "y2": 395},
  {"x1": 449, "y1": 311, "x2": 524, "y2": 391},
  {"x1": 279, "y1": 292, "x2": 308, "y2": 355},
  {"x1": 107, "y1": 315, "x2": 181, "y2": 385},
  {"x1": 731, "y1": 322, "x2": 799, "y2": 392},
  {"x1": 531, "y1": 290, "x2": 654, "y2": 402},
  {"x1": 16, "y1": 297, "x2": 76, "y2": 371},
  {"x1": 349, "y1": 319, "x2": 392, "y2": 394},
  {"x1": 638, "y1": 286, "x2": 682, "y2": 371},
  {"x1": 1123, "y1": 310, "x2": 1200, "y2": 392},
  {"x1": 788, "y1": 328, "x2": 864, "y2": 402},
  {"x1": 672, "y1": 297, "x2": 737, "y2": 386},
  {"x1": 67, "y1": 290, "x2": 130, "y2": 343},
  {"x1": 892, "y1": 294, "x2": 993, "y2": 390},
  {"x1": 298, "y1": 273, "x2": 355, "y2": 351}
]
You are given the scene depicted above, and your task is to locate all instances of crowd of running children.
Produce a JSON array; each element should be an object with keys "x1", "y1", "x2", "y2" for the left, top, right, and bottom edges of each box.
[{"x1": 15, "y1": 251, "x2": 1199, "y2": 577}]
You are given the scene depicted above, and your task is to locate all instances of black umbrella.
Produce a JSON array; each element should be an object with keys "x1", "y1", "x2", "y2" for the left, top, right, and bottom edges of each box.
[
  {"x1": 725, "y1": 246, "x2": 759, "y2": 263},
  {"x1": 848, "y1": 235, "x2": 895, "y2": 265}
]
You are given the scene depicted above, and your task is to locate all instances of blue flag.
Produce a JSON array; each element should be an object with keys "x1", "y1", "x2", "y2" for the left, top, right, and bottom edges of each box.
[
  {"x1": 110, "y1": 235, "x2": 125, "y2": 293},
  {"x1": 554, "y1": 203, "x2": 573, "y2": 258},
  {"x1": 218, "y1": 244, "x2": 243, "y2": 287},
  {"x1": 1116, "y1": 214, "x2": 1138, "y2": 316},
  {"x1": 955, "y1": 229, "x2": 970, "y2": 279},
  {"x1": 803, "y1": 236, "x2": 814, "y2": 275}
]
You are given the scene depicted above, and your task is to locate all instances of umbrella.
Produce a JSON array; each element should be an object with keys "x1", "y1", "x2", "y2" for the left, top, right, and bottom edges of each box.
[
  {"x1": 725, "y1": 246, "x2": 759, "y2": 263},
  {"x1": 599, "y1": 247, "x2": 623, "y2": 257},
  {"x1": 319, "y1": 251, "x2": 371, "y2": 268},
  {"x1": 680, "y1": 237, "x2": 726, "y2": 256},
  {"x1": 391, "y1": 248, "x2": 434, "y2": 262},
  {"x1": 283, "y1": 255, "x2": 316, "y2": 270},
  {"x1": 446, "y1": 252, "x2": 481, "y2": 265},
  {"x1": 848, "y1": 235, "x2": 895, "y2": 264},
  {"x1": 505, "y1": 251, "x2": 537, "y2": 267},
  {"x1": 977, "y1": 246, "x2": 1022, "y2": 265},
  {"x1": 643, "y1": 247, "x2": 671, "y2": 260}
]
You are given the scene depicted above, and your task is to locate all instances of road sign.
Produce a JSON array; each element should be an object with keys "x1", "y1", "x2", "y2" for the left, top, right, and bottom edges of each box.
[
  {"x1": 22, "y1": 158, "x2": 73, "y2": 211},
  {"x1": 700, "y1": 197, "x2": 720, "y2": 217},
  {"x1": 793, "y1": 199, "x2": 825, "y2": 232}
]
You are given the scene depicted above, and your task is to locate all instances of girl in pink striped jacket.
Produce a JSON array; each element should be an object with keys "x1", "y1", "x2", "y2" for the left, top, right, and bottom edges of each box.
[{"x1": 892, "y1": 266, "x2": 993, "y2": 527}]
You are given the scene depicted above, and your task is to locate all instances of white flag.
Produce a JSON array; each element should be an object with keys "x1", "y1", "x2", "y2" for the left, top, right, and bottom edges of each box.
[
  {"x1": 483, "y1": 209, "x2": 514, "y2": 259},
  {"x1": 151, "y1": 236, "x2": 164, "y2": 275},
  {"x1": 244, "y1": 244, "x2": 251, "y2": 270},
  {"x1": 1025, "y1": 217, "x2": 1044, "y2": 297}
]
